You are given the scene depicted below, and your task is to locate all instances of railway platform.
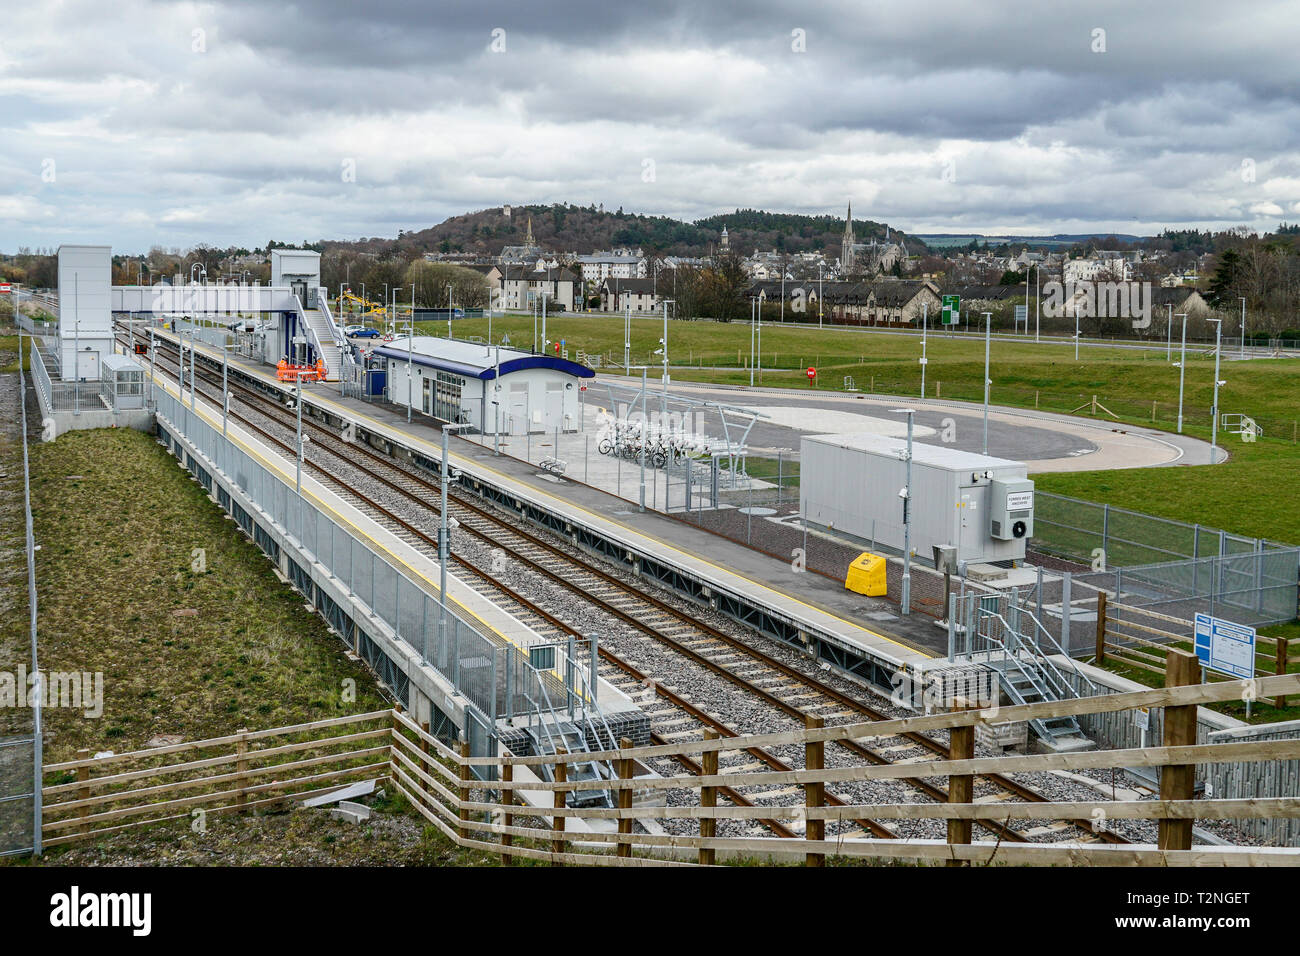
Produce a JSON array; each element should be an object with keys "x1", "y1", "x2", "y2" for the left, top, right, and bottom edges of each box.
[{"x1": 141, "y1": 328, "x2": 952, "y2": 697}]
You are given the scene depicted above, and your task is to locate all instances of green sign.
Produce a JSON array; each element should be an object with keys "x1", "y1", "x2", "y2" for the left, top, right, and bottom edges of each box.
[{"x1": 941, "y1": 294, "x2": 961, "y2": 325}]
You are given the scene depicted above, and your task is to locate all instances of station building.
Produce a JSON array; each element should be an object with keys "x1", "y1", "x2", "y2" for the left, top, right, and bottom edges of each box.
[{"x1": 374, "y1": 337, "x2": 595, "y2": 435}]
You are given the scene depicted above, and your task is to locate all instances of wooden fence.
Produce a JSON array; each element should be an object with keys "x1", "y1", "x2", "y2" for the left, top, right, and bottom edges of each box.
[
  {"x1": 38, "y1": 665, "x2": 1300, "y2": 865},
  {"x1": 41, "y1": 710, "x2": 392, "y2": 848},
  {"x1": 1096, "y1": 594, "x2": 1297, "y2": 707}
]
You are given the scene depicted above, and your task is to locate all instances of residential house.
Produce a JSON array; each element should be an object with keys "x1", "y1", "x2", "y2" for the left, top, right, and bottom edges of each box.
[{"x1": 599, "y1": 277, "x2": 659, "y2": 313}]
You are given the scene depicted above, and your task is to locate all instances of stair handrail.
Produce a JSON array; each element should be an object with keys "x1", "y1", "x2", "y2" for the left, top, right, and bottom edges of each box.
[
  {"x1": 976, "y1": 605, "x2": 1094, "y2": 704},
  {"x1": 1013, "y1": 600, "x2": 1100, "y2": 697},
  {"x1": 314, "y1": 288, "x2": 346, "y2": 348}
]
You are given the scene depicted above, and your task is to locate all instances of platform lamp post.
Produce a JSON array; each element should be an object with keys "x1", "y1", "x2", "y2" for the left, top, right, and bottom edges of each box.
[
  {"x1": 636, "y1": 366, "x2": 649, "y2": 511},
  {"x1": 73, "y1": 275, "x2": 80, "y2": 417},
  {"x1": 1166, "y1": 303, "x2": 1173, "y2": 361},
  {"x1": 221, "y1": 341, "x2": 229, "y2": 438},
  {"x1": 406, "y1": 326, "x2": 414, "y2": 424},
  {"x1": 439, "y1": 422, "x2": 470, "y2": 655},
  {"x1": 1208, "y1": 317, "x2": 1223, "y2": 464},
  {"x1": 293, "y1": 335, "x2": 307, "y2": 494},
  {"x1": 892, "y1": 407, "x2": 915, "y2": 615},
  {"x1": 492, "y1": 344, "x2": 502, "y2": 455},
  {"x1": 981, "y1": 311, "x2": 992, "y2": 455},
  {"x1": 624, "y1": 303, "x2": 631, "y2": 375},
  {"x1": 1173, "y1": 312, "x2": 1188, "y2": 433},
  {"x1": 148, "y1": 326, "x2": 157, "y2": 409}
]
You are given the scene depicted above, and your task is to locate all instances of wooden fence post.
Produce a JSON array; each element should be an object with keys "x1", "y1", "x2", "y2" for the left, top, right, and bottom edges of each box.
[
  {"x1": 1095, "y1": 592, "x2": 1108, "y2": 664},
  {"x1": 456, "y1": 740, "x2": 470, "y2": 843},
  {"x1": 1158, "y1": 649, "x2": 1198, "y2": 853},
  {"x1": 946, "y1": 708, "x2": 974, "y2": 866},
  {"x1": 805, "y1": 715, "x2": 825, "y2": 867},
  {"x1": 700, "y1": 731, "x2": 718, "y2": 866},
  {"x1": 1276, "y1": 638, "x2": 1289, "y2": 709},
  {"x1": 500, "y1": 761, "x2": 514, "y2": 866},
  {"x1": 616, "y1": 737, "x2": 634, "y2": 860},
  {"x1": 235, "y1": 729, "x2": 249, "y2": 814},
  {"x1": 76, "y1": 749, "x2": 90, "y2": 837},
  {"x1": 552, "y1": 749, "x2": 567, "y2": 863}
]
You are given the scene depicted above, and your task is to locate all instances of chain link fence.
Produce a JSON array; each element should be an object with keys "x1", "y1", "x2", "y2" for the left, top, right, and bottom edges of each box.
[{"x1": 2, "y1": 331, "x2": 42, "y2": 857}]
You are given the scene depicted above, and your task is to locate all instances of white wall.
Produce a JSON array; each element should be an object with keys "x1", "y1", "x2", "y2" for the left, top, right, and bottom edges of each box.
[
  {"x1": 384, "y1": 362, "x2": 582, "y2": 435},
  {"x1": 59, "y1": 336, "x2": 113, "y2": 382},
  {"x1": 58, "y1": 245, "x2": 112, "y2": 334},
  {"x1": 270, "y1": 250, "x2": 321, "y2": 287}
]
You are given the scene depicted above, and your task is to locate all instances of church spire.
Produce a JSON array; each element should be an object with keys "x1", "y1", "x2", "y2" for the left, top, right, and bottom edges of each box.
[{"x1": 842, "y1": 200, "x2": 856, "y2": 274}]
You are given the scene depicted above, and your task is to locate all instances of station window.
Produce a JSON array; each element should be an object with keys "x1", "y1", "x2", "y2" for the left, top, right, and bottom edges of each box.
[{"x1": 434, "y1": 371, "x2": 463, "y2": 423}]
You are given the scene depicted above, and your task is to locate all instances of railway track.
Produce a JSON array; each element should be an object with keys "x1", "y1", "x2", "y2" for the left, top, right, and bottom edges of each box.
[{"x1": 132, "y1": 330, "x2": 1127, "y2": 845}]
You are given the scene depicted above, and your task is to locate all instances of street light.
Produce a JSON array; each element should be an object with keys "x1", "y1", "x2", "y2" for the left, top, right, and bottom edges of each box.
[
  {"x1": 1239, "y1": 297, "x2": 1247, "y2": 359},
  {"x1": 891, "y1": 408, "x2": 915, "y2": 615},
  {"x1": 1208, "y1": 317, "x2": 1223, "y2": 463},
  {"x1": 1074, "y1": 303, "x2": 1081, "y2": 361},
  {"x1": 818, "y1": 262, "x2": 824, "y2": 328},
  {"x1": 919, "y1": 301, "x2": 928, "y2": 398},
  {"x1": 981, "y1": 311, "x2": 992, "y2": 455},
  {"x1": 749, "y1": 295, "x2": 758, "y2": 387},
  {"x1": 1173, "y1": 312, "x2": 1188, "y2": 433}
]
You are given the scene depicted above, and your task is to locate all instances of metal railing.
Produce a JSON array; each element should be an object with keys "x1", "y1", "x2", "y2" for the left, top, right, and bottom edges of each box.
[{"x1": 154, "y1": 384, "x2": 602, "y2": 760}]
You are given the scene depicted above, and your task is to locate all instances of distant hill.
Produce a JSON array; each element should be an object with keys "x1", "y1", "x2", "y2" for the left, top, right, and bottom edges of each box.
[
  {"x1": 320, "y1": 203, "x2": 919, "y2": 260},
  {"x1": 915, "y1": 233, "x2": 1147, "y2": 249}
]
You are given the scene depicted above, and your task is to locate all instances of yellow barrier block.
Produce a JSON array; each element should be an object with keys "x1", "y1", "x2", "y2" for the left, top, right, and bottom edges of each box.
[{"x1": 845, "y1": 552, "x2": 886, "y2": 597}]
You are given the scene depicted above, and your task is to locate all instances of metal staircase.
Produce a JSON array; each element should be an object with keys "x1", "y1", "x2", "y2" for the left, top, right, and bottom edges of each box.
[
  {"x1": 959, "y1": 591, "x2": 1098, "y2": 749},
  {"x1": 300, "y1": 307, "x2": 343, "y2": 381},
  {"x1": 525, "y1": 720, "x2": 614, "y2": 808},
  {"x1": 983, "y1": 656, "x2": 1087, "y2": 743},
  {"x1": 518, "y1": 639, "x2": 616, "y2": 808}
]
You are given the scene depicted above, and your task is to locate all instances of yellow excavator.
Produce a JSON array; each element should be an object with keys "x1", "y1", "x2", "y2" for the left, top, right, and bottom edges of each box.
[{"x1": 338, "y1": 289, "x2": 388, "y2": 318}]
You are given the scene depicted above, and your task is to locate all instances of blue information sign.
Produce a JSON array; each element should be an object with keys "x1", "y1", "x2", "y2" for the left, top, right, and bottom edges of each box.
[{"x1": 1194, "y1": 613, "x2": 1256, "y2": 679}]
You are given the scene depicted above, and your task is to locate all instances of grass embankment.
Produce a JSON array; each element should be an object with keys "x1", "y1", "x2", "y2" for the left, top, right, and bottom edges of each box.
[
  {"x1": 14, "y1": 428, "x2": 390, "y2": 759},
  {"x1": 0, "y1": 425, "x2": 505, "y2": 864}
]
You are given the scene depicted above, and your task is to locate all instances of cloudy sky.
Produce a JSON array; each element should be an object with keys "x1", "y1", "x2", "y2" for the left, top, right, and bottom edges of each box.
[{"x1": 3, "y1": 0, "x2": 1299, "y2": 253}]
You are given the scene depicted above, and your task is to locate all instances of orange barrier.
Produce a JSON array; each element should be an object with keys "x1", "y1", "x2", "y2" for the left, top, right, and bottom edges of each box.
[{"x1": 276, "y1": 359, "x2": 325, "y2": 383}]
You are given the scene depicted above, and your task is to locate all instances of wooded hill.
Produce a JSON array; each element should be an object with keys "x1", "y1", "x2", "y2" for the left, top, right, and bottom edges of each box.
[{"x1": 320, "y1": 203, "x2": 918, "y2": 259}]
